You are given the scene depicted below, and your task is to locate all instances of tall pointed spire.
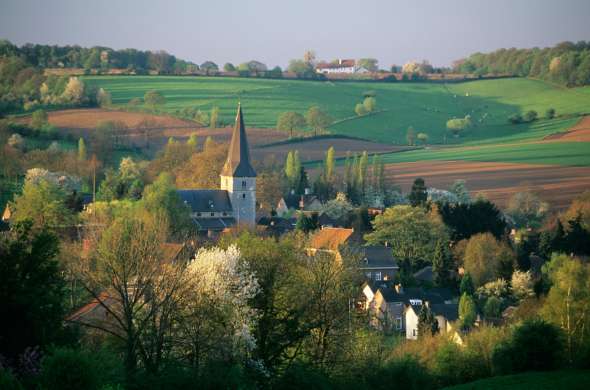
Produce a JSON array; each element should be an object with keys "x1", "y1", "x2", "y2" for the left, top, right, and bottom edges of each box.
[{"x1": 221, "y1": 103, "x2": 257, "y2": 177}]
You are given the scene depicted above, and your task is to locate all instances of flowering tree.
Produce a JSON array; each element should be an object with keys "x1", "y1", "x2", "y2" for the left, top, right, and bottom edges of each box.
[
  {"x1": 511, "y1": 270, "x2": 535, "y2": 301},
  {"x1": 181, "y1": 245, "x2": 260, "y2": 368}
]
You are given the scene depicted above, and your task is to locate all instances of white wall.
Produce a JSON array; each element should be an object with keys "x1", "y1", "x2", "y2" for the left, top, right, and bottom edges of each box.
[{"x1": 405, "y1": 306, "x2": 419, "y2": 340}]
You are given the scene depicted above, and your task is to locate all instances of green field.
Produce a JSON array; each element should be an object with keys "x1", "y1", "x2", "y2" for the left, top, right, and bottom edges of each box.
[
  {"x1": 443, "y1": 370, "x2": 590, "y2": 390},
  {"x1": 83, "y1": 76, "x2": 590, "y2": 145}
]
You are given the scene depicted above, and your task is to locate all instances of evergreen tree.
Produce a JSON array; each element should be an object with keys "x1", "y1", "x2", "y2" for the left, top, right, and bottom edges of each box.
[
  {"x1": 409, "y1": 178, "x2": 427, "y2": 207},
  {"x1": 458, "y1": 292, "x2": 477, "y2": 329},
  {"x1": 78, "y1": 137, "x2": 87, "y2": 161},
  {"x1": 565, "y1": 214, "x2": 590, "y2": 255},
  {"x1": 432, "y1": 239, "x2": 452, "y2": 287},
  {"x1": 293, "y1": 150, "x2": 302, "y2": 189},
  {"x1": 417, "y1": 304, "x2": 439, "y2": 337},
  {"x1": 296, "y1": 166, "x2": 309, "y2": 195},
  {"x1": 459, "y1": 273, "x2": 475, "y2": 296},
  {"x1": 551, "y1": 219, "x2": 566, "y2": 253}
]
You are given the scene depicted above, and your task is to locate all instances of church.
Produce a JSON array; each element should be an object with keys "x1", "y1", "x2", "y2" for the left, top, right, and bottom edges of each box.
[{"x1": 177, "y1": 104, "x2": 256, "y2": 235}]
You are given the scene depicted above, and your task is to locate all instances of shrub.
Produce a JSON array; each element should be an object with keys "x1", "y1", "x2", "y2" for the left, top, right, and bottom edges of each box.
[
  {"x1": 546, "y1": 108, "x2": 556, "y2": 119},
  {"x1": 0, "y1": 369, "x2": 23, "y2": 390},
  {"x1": 355, "y1": 103, "x2": 367, "y2": 116},
  {"x1": 509, "y1": 113, "x2": 523, "y2": 124},
  {"x1": 371, "y1": 356, "x2": 434, "y2": 390},
  {"x1": 435, "y1": 342, "x2": 488, "y2": 386},
  {"x1": 524, "y1": 110, "x2": 538, "y2": 122},
  {"x1": 275, "y1": 363, "x2": 333, "y2": 390},
  {"x1": 31, "y1": 109, "x2": 48, "y2": 129}
]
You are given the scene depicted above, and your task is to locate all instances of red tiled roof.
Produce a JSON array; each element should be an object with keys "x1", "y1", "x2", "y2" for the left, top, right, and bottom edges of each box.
[
  {"x1": 66, "y1": 291, "x2": 115, "y2": 321},
  {"x1": 309, "y1": 227, "x2": 354, "y2": 251}
]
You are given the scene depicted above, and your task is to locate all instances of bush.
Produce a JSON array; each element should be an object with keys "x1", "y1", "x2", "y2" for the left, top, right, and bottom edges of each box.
[
  {"x1": 275, "y1": 363, "x2": 333, "y2": 390},
  {"x1": 524, "y1": 110, "x2": 538, "y2": 122},
  {"x1": 546, "y1": 108, "x2": 556, "y2": 119},
  {"x1": 31, "y1": 109, "x2": 48, "y2": 129},
  {"x1": 374, "y1": 356, "x2": 434, "y2": 390},
  {"x1": 492, "y1": 318, "x2": 563, "y2": 374},
  {"x1": 0, "y1": 369, "x2": 23, "y2": 390},
  {"x1": 435, "y1": 342, "x2": 488, "y2": 386},
  {"x1": 509, "y1": 113, "x2": 523, "y2": 124}
]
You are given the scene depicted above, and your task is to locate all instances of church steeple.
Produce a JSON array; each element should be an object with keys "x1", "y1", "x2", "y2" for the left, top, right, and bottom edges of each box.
[{"x1": 221, "y1": 103, "x2": 257, "y2": 177}]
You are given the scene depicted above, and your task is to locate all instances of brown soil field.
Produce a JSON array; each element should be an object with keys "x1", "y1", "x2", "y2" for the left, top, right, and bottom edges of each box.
[
  {"x1": 543, "y1": 116, "x2": 590, "y2": 142},
  {"x1": 252, "y1": 138, "x2": 407, "y2": 163},
  {"x1": 384, "y1": 160, "x2": 590, "y2": 210}
]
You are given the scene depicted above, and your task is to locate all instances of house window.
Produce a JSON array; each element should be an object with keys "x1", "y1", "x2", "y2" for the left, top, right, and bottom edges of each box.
[
  {"x1": 196, "y1": 212, "x2": 202, "y2": 217},
  {"x1": 412, "y1": 329, "x2": 417, "y2": 337},
  {"x1": 210, "y1": 212, "x2": 215, "y2": 216},
  {"x1": 395, "y1": 317, "x2": 402, "y2": 330},
  {"x1": 374, "y1": 272, "x2": 382, "y2": 281}
]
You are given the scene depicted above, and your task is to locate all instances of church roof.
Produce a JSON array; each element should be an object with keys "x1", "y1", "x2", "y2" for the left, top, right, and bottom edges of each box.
[
  {"x1": 221, "y1": 103, "x2": 257, "y2": 177},
  {"x1": 177, "y1": 189, "x2": 233, "y2": 213}
]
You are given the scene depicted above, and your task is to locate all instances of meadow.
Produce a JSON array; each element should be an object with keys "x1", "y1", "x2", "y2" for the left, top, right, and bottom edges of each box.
[
  {"x1": 83, "y1": 76, "x2": 590, "y2": 145},
  {"x1": 443, "y1": 370, "x2": 590, "y2": 390}
]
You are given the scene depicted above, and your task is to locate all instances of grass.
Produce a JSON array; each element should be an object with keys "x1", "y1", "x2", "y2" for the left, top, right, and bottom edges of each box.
[
  {"x1": 442, "y1": 370, "x2": 590, "y2": 390},
  {"x1": 377, "y1": 142, "x2": 590, "y2": 167},
  {"x1": 83, "y1": 76, "x2": 590, "y2": 145}
]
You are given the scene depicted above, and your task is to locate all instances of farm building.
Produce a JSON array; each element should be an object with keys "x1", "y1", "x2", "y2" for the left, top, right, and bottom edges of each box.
[{"x1": 315, "y1": 59, "x2": 369, "y2": 74}]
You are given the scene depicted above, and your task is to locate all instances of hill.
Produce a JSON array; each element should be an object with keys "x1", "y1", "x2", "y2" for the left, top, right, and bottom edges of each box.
[
  {"x1": 83, "y1": 76, "x2": 590, "y2": 145},
  {"x1": 442, "y1": 370, "x2": 590, "y2": 390}
]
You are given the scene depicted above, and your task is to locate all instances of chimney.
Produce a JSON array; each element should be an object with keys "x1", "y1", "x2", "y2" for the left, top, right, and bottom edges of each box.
[{"x1": 394, "y1": 284, "x2": 404, "y2": 294}]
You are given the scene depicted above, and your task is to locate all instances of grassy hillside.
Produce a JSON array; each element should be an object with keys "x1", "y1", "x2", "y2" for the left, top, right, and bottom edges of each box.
[
  {"x1": 83, "y1": 76, "x2": 590, "y2": 145},
  {"x1": 443, "y1": 370, "x2": 590, "y2": 390}
]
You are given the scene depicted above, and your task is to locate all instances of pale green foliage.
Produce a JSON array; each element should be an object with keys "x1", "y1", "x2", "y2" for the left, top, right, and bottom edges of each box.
[
  {"x1": 463, "y1": 233, "x2": 515, "y2": 287},
  {"x1": 357, "y1": 58, "x2": 378, "y2": 72},
  {"x1": 542, "y1": 254, "x2": 590, "y2": 362},
  {"x1": 96, "y1": 87, "x2": 112, "y2": 107},
  {"x1": 78, "y1": 137, "x2": 87, "y2": 161},
  {"x1": 186, "y1": 133, "x2": 198, "y2": 149},
  {"x1": 210, "y1": 106, "x2": 219, "y2": 128},
  {"x1": 7, "y1": 133, "x2": 24, "y2": 149},
  {"x1": 284, "y1": 150, "x2": 301, "y2": 189},
  {"x1": 417, "y1": 132, "x2": 428, "y2": 144},
  {"x1": 25, "y1": 168, "x2": 81, "y2": 192},
  {"x1": 506, "y1": 191, "x2": 549, "y2": 229},
  {"x1": 363, "y1": 97, "x2": 376, "y2": 112},
  {"x1": 355, "y1": 103, "x2": 367, "y2": 116},
  {"x1": 305, "y1": 106, "x2": 332, "y2": 135},
  {"x1": 483, "y1": 296, "x2": 502, "y2": 319},
  {"x1": 406, "y1": 126, "x2": 416, "y2": 146},
  {"x1": 194, "y1": 109, "x2": 209, "y2": 126},
  {"x1": 511, "y1": 270, "x2": 535, "y2": 301},
  {"x1": 203, "y1": 135, "x2": 214, "y2": 151},
  {"x1": 61, "y1": 77, "x2": 85, "y2": 104},
  {"x1": 322, "y1": 192, "x2": 353, "y2": 220},
  {"x1": 364, "y1": 205, "x2": 448, "y2": 265},
  {"x1": 143, "y1": 90, "x2": 165, "y2": 108},
  {"x1": 11, "y1": 179, "x2": 75, "y2": 231},
  {"x1": 446, "y1": 116, "x2": 472, "y2": 136},
  {"x1": 449, "y1": 180, "x2": 471, "y2": 204},
  {"x1": 277, "y1": 111, "x2": 305, "y2": 137},
  {"x1": 324, "y1": 146, "x2": 335, "y2": 181},
  {"x1": 476, "y1": 278, "x2": 509, "y2": 300},
  {"x1": 31, "y1": 109, "x2": 48, "y2": 129}
]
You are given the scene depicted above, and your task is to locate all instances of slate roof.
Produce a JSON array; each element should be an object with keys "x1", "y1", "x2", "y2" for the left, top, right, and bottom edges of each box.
[
  {"x1": 378, "y1": 286, "x2": 455, "y2": 305},
  {"x1": 193, "y1": 217, "x2": 235, "y2": 231},
  {"x1": 431, "y1": 303, "x2": 459, "y2": 321},
  {"x1": 178, "y1": 189, "x2": 233, "y2": 213},
  {"x1": 357, "y1": 246, "x2": 399, "y2": 269},
  {"x1": 221, "y1": 104, "x2": 256, "y2": 177},
  {"x1": 414, "y1": 266, "x2": 434, "y2": 282}
]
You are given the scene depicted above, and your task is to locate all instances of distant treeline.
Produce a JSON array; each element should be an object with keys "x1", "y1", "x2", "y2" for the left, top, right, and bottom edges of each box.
[
  {"x1": 454, "y1": 41, "x2": 590, "y2": 87},
  {"x1": 0, "y1": 39, "x2": 196, "y2": 74}
]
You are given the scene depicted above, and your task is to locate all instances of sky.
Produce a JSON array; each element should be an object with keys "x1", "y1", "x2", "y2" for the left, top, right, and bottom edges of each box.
[{"x1": 1, "y1": 0, "x2": 589, "y2": 68}]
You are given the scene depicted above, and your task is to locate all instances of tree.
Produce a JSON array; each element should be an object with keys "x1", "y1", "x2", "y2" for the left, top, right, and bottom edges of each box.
[
  {"x1": 277, "y1": 111, "x2": 305, "y2": 138},
  {"x1": 363, "y1": 97, "x2": 376, "y2": 112},
  {"x1": 438, "y1": 199, "x2": 506, "y2": 241},
  {"x1": 417, "y1": 304, "x2": 439, "y2": 337},
  {"x1": 11, "y1": 179, "x2": 75, "y2": 232},
  {"x1": 200, "y1": 61, "x2": 218, "y2": 74},
  {"x1": 357, "y1": 58, "x2": 378, "y2": 72},
  {"x1": 31, "y1": 109, "x2": 48, "y2": 129},
  {"x1": 287, "y1": 59, "x2": 314, "y2": 76},
  {"x1": 463, "y1": 233, "x2": 515, "y2": 286},
  {"x1": 0, "y1": 222, "x2": 66, "y2": 361},
  {"x1": 210, "y1": 106, "x2": 219, "y2": 128},
  {"x1": 506, "y1": 191, "x2": 549, "y2": 229},
  {"x1": 321, "y1": 192, "x2": 353, "y2": 221},
  {"x1": 511, "y1": 270, "x2": 534, "y2": 301},
  {"x1": 78, "y1": 137, "x2": 87, "y2": 161},
  {"x1": 75, "y1": 212, "x2": 185, "y2": 375},
  {"x1": 409, "y1": 178, "x2": 427, "y2": 207},
  {"x1": 364, "y1": 205, "x2": 448, "y2": 268},
  {"x1": 96, "y1": 87, "x2": 112, "y2": 107},
  {"x1": 483, "y1": 296, "x2": 502, "y2": 320},
  {"x1": 295, "y1": 212, "x2": 318, "y2": 233},
  {"x1": 305, "y1": 106, "x2": 332, "y2": 137},
  {"x1": 524, "y1": 110, "x2": 538, "y2": 122},
  {"x1": 545, "y1": 108, "x2": 556, "y2": 119},
  {"x1": 324, "y1": 146, "x2": 335, "y2": 182},
  {"x1": 432, "y1": 239, "x2": 453, "y2": 287},
  {"x1": 186, "y1": 133, "x2": 198, "y2": 150},
  {"x1": 406, "y1": 126, "x2": 416, "y2": 145},
  {"x1": 61, "y1": 77, "x2": 85, "y2": 104},
  {"x1": 459, "y1": 292, "x2": 477, "y2": 329},
  {"x1": 222, "y1": 62, "x2": 235, "y2": 72},
  {"x1": 446, "y1": 116, "x2": 471, "y2": 137},
  {"x1": 460, "y1": 273, "x2": 475, "y2": 296},
  {"x1": 542, "y1": 254, "x2": 590, "y2": 365},
  {"x1": 416, "y1": 132, "x2": 428, "y2": 145},
  {"x1": 143, "y1": 90, "x2": 165, "y2": 109},
  {"x1": 355, "y1": 103, "x2": 367, "y2": 116},
  {"x1": 449, "y1": 180, "x2": 471, "y2": 204}
]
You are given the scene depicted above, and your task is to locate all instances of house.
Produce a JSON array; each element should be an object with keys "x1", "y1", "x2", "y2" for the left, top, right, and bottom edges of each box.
[
  {"x1": 257, "y1": 216, "x2": 295, "y2": 236},
  {"x1": 315, "y1": 59, "x2": 369, "y2": 75},
  {"x1": 276, "y1": 191, "x2": 323, "y2": 217},
  {"x1": 356, "y1": 246, "x2": 399, "y2": 282},
  {"x1": 405, "y1": 302, "x2": 459, "y2": 340},
  {"x1": 178, "y1": 104, "x2": 256, "y2": 236},
  {"x1": 307, "y1": 227, "x2": 354, "y2": 261}
]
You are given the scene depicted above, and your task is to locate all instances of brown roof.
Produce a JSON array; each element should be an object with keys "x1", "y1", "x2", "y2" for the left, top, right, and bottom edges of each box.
[
  {"x1": 220, "y1": 103, "x2": 256, "y2": 177},
  {"x1": 161, "y1": 242, "x2": 185, "y2": 263},
  {"x1": 309, "y1": 227, "x2": 354, "y2": 251},
  {"x1": 66, "y1": 291, "x2": 116, "y2": 322}
]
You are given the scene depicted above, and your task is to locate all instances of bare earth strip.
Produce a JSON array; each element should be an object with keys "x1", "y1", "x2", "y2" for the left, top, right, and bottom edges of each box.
[
  {"x1": 385, "y1": 161, "x2": 590, "y2": 210},
  {"x1": 543, "y1": 116, "x2": 590, "y2": 142}
]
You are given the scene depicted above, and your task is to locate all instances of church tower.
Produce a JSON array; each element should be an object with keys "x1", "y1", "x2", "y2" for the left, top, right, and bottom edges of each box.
[{"x1": 220, "y1": 103, "x2": 257, "y2": 226}]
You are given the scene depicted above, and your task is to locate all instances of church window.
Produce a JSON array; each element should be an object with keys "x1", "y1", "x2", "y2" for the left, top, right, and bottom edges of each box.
[
  {"x1": 242, "y1": 193, "x2": 246, "y2": 199},
  {"x1": 242, "y1": 180, "x2": 247, "y2": 188}
]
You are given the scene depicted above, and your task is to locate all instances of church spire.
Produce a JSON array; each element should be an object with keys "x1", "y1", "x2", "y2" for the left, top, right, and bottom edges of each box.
[{"x1": 221, "y1": 103, "x2": 257, "y2": 177}]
